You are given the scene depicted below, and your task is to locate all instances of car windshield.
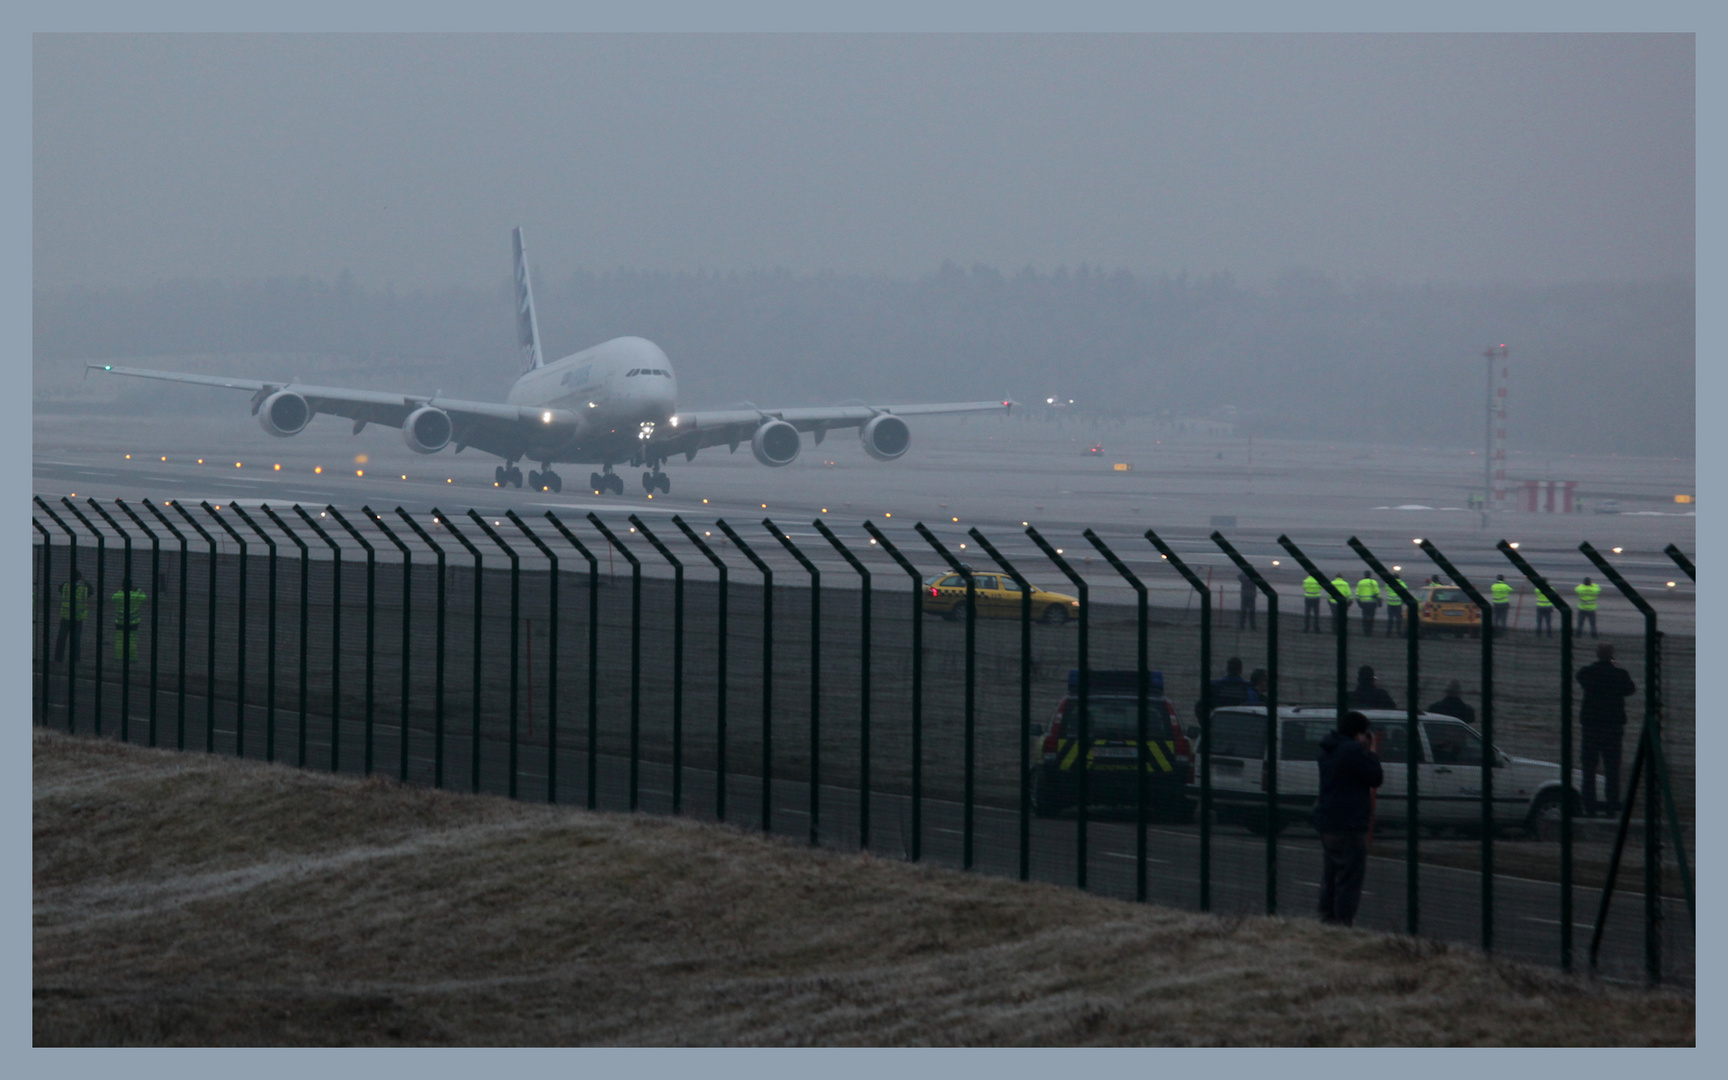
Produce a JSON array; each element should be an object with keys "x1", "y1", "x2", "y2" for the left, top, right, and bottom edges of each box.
[
  {"x1": 1071, "y1": 698, "x2": 1160, "y2": 741},
  {"x1": 1206, "y1": 710, "x2": 1267, "y2": 758},
  {"x1": 1423, "y1": 720, "x2": 1484, "y2": 765},
  {"x1": 1431, "y1": 588, "x2": 1466, "y2": 603}
]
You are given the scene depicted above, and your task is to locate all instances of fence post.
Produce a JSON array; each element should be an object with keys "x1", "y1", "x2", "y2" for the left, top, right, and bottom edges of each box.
[
  {"x1": 396, "y1": 510, "x2": 448, "y2": 788},
  {"x1": 231, "y1": 506, "x2": 279, "y2": 764},
  {"x1": 433, "y1": 509, "x2": 484, "y2": 794},
  {"x1": 1276, "y1": 536, "x2": 1350, "y2": 724},
  {"x1": 33, "y1": 518, "x2": 52, "y2": 727},
  {"x1": 632, "y1": 516, "x2": 685, "y2": 814},
  {"x1": 366, "y1": 507, "x2": 414, "y2": 783},
  {"x1": 816, "y1": 520, "x2": 872, "y2": 851},
  {"x1": 1147, "y1": 532, "x2": 1217, "y2": 909},
  {"x1": 917, "y1": 522, "x2": 977, "y2": 870},
  {"x1": 674, "y1": 515, "x2": 728, "y2": 821},
  {"x1": 61, "y1": 499, "x2": 108, "y2": 739},
  {"x1": 329, "y1": 508, "x2": 378, "y2": 776},
  {"x1": 508, "y1": 511, "x2": 561, "y2": 804},
  {"x1": 1418, "y1": 539, "x2": 1494, "y2": 952},
  {"x1": 91, "y1": 501, "x2": 138, "y2": 743},
  {"x1": 203, "y1": 503, "x2": 250, "y2": 758},
  {"x1": 545, "y1": 513, "x2": 601, "y2": 810},
  {"x1": 716, "y1": 519, "x2": 774, "y2": 833},
  {"x1": 143, "y1": 501, "x2": 190, "y2": 751},
  {"x1": 862, "y1": 520, "x2": 923, "y2": 862},
  {"x1": 117, "y1": 501, "x2": 163, "y2": 748},
  {"x1": 36, "y1": 498, "x2": 80, "y2": 733},
  {"x1": 261, "y1": 505, "x2": 311, "y2": 767},
  {"x1": 295, "y1": 506, "x2": 345, "y2": 773},
  {"x1": 589, "y1": 514, "x2": 643, "y2": 812},
  {"x1": 968, "y1": 528, "x2": 1033, "y2": 881},
  {"x1": 1026, "y1": 526, "x2": 1089, "y2": 891},
  {"x1": 767, "y1": 519, "x2": 821, "y2": 848},
  {"x1": 1085, "y1": 530, "x2": 1153, "y2": 903},
  {"x1": 470, "y1": 512, "x2": 522, "y2": 800},
  {"x1": 1497, "y1": 539, "x2": 1574, "y2": 966},
  {"x1": 1579, "y1": 542, "x2": 1693, "y2": 983},
  {"x1": 170, "y1": 501, "x2": 223, "y2": 754},
  {"x1": 1663, "y1": 544, "x2": 1694, "y2": 581},
  {"x1": 1350, "y1": 537, "x2": 1422, "y2": 937},
  {"x1": 1209, "y1": 532, "x2": 1278, "y2": 912}
]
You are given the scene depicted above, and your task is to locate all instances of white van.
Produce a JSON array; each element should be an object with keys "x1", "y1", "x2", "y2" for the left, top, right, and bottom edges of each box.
[{"x1": 1195, "y1": 707, "x2": 1577, "y2": 835}]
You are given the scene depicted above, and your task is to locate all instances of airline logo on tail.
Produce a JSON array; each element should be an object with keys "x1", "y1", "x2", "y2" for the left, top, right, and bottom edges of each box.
[{"x1": 513, "y1": 226, "x2": 545, "y2": 372}]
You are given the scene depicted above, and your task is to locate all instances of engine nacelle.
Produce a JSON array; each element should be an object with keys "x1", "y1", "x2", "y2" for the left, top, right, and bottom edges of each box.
[
  {"x1": 401, "y1": 406, "x2": 453, "y2": 454},
  {"x1": 751, "y1": 419, "x2": 801, "y2": 467},
  {"x1": 859, "y1": 414, "x2": 911, "y2": 461},
  {"x1": 257, "y1": 390, "x2": 312, "y2": 437}
]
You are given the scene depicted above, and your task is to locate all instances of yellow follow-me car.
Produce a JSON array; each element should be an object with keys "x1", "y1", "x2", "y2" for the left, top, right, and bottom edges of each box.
[
  {"x1": 1418, "y1": 582, "x2": 1482, "y2": 638},
  {"x1": 923, "y1": 571, "x2": 1080, "y2": 625}
]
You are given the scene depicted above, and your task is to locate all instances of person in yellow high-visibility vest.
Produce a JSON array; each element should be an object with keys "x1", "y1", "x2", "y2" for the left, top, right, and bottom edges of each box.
[
  {"x1": 55, "y1": 570, "x2": 89, "y2": 663},
  {"x1": 1491, "y1": 574, "x2": 1514, "y2": 629},
  {"x1": 112, "y1": 576, "x2": 147, "y2": 663},
  {"x1": 1354, "y1": 574, "x2": 1381, "y2": 636},
  {"x1": 1534, "y1": 587, "x2": 1554, "y2": 637},
  {"x1": 1328, "y1": 574, "x2": 1350, "y2": 635},
  {"x1": 1301, "y1": 575, "x2": 1323, "y2": 633},
  {"x1": 1383, "y1": 576, "x2": 1408, "y2": 637},
  {"x1": 1575, "y1": 577, "x2": 1602, "y2": 638}
]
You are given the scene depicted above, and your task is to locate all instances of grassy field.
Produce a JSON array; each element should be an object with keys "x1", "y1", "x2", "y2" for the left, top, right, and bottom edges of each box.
[{"x1": 33, "y1": 729, "x2": 1692, "y2": 1046}]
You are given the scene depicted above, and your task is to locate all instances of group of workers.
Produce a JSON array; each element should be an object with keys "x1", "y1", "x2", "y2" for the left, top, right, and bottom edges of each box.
[
  {"x1": 1272, "y1": 571, "x2": 1605, "y2": 638},
  {"x1": 42, "y1": 568, "x2": 148, "y2": 665}
]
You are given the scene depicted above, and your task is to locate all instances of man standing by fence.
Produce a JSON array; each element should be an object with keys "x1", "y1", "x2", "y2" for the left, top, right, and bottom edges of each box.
[
  {"x1": 1315, "y1": 710, "x2": 1383, "y2": 926},
  {"x1": 55, "y1": 569, "x2": 89, "y2": 663},
  {"x1": 1577, "y1": 642, "x2": 1635, "y2": 817}
]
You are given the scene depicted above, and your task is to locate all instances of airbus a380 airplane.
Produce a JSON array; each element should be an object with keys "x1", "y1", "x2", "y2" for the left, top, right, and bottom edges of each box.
[{"x1": 92, "y1": 229, "x2": 1013, "y2": 496}]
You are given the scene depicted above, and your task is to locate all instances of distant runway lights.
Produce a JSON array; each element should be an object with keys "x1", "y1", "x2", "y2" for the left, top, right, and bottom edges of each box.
[
  {"x1": 951, "y1": 517, "x2": 959, "y2": 522},
  {"x1": 1413, "y1": 538, "x2": 1423, "y2": 545},
  {"x1": 1508, "y1": 542, "x2": 1521, "y2": 549},
  {"x1": 868, "y1": 538, "x2": 877, "y2": 545},
  {"x1": 314, "y1": 466, "x2": 323, "y2": 474},
  {"x1": 1667, "y1": 581, "x2": 1677, "y2": 588},
  {"x1": 446, "y1": 478, "x2": 453, "y2": 483},
  {"x1": 124, "y1": 454, "x2": 131, "y2": 460},
  {"x1": 356, "y1": 470, "x2": 364, "y2": 477},
  {"x1": 197, "y1": 459, "x2": 204, "y2": 464},
  {"x1": 273, "y1": 464, "x2": 281, "y2": 471},
  {"x1": 1392, "y1": 565, "x2": 1402, "y2": 572},
  {"x1": 1612, "y1": 547, "x2": 1624, "y2": 554},
  {"x1": 401, "y1": 475, "x2": 407, "y2": 480},
  {"x1": 235, "y1": 462, "x2": 242, "y2": 468},
  {"x1": 702, "y1": 499, "x2": 709, "y2": 504},
  {"x1": 958, "y1": 543, "x2": 967, "y2": 550},
  {"x1": 161, "y1": 456, "x2": 167, "y2": 461},
  {"x1": 1271, "y1": 559, "x2": 1281, "y2": 566}
]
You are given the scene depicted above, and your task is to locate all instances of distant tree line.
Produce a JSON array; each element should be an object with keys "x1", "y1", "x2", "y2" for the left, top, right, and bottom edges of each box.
[{"x1": 34, "y1": 264, "x2": 1694, "y2": 457}]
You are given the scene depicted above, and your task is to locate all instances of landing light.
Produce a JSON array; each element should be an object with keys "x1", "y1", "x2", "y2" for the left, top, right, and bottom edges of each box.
[
  {"x1": 542, "y1": 411, "x2": 553, "y2": 423},
  {"x1": 670, "y1": 416, "x2": 679, "y2": 427}
]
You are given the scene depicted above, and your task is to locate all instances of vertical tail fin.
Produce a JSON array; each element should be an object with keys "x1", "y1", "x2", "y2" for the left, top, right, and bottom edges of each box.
[{"x1": 512, "y1": 226, "x2": 545, "y2": 372}]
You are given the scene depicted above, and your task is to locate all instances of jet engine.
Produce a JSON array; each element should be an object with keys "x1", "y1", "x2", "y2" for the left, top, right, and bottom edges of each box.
[
  {"x1": 256, "y1": 390, "x2": 313, "y2": 437},
  {"x1": 751, "y1": 419, "x2": 801, "y2": 467},
  {"x1": 859, "y1": 414, "x2": 911, "y2": 461},
  {"x1": 402, "y1": 406, "x2": 453, "y2": 454}
]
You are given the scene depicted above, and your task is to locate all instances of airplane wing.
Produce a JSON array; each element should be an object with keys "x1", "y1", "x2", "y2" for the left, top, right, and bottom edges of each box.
[
  {"x1": 658, "y1": 400, "x2": 1013, "y2": 455},
  {"x1": 87, "y1": 364, "x2": 580, "y2": 457}
]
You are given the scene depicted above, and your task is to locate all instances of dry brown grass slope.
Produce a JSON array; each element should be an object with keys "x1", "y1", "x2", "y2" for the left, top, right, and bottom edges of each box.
[{"x1": 33, "y1": 729, "x2": 1693, "y2": 1046}]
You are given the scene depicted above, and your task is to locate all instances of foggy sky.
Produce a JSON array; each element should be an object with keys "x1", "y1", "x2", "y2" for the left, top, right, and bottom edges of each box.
[{"x1": 34, "y1": 34, "x2": 1693, "y2": 291}]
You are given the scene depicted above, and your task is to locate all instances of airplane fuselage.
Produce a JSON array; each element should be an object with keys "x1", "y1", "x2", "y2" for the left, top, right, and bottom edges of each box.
[{"x1": 505, "y1": 336, "x2": 678, "y2": 466}]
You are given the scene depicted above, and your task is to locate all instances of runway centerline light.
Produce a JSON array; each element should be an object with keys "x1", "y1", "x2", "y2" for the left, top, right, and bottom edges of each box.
[
  {"x1": 235, "y1": 462, "x2": 242, "y2": 468},
  {"x1": 314, "y1": 467, "x2": 322, "y2": 474},
  {"x1": 197, "y1": 459, "x2": 203, "y2": 464},
  {"x1": 161, "y1": 457, "x2": 166, "y2": 461},
  {"x1": 356, "y1": 470, "x2": 364, "y2": 477},
  {"x1": 273, "y1": 464, "x2": 281, "y2": 471},
  {"x1": 125, "y1": 454, "x2": 130, "y2": 459}
]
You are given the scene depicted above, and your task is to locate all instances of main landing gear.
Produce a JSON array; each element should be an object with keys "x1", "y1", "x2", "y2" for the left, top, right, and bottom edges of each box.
[
  {"x1": 527, "y1": 465, "x2": 564, "y2": 493},
  {"x1": 494, "y1": 463, "x2": 524, "y2": 489},
  {"x1": 641, "y1": 470, "x2": 670, "y2": 495},
  {"x1": 590, "y1": 467, "x2": 625, "y2": 496}
]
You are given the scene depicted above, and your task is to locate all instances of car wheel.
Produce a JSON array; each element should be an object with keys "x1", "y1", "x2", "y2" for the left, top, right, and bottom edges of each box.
[
  {"x1": 1040, "y1": 604, "x2": 1070, "y2": 626},
  {"x1": 1031, "y1": 770, "x2": 1061, "y2": 818},
  {"x1": 1525, "y1": 789, "x2": 1576, "y2": 838},
  {"x1": 940, "y1": 604, "x2": 960, "y2": 622}
]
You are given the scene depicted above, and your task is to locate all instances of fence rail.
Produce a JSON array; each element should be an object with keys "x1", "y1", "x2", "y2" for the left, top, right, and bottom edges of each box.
[{"x1": 31, "y1": 500, "x2": 1695, "y2": 985}]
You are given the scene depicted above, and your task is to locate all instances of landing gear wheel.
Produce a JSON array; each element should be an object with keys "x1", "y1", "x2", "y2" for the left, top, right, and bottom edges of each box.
[
  {"x1": 642, "y1": 471, "x2": 656, "y2": 493},
  {"x1": 607, "y1": 473, "x2": 624, "y2": 496},
  {"x1": 655, "y1": 473, "x2": 671, "y2": 494},
  {"x1": 548, "y1": 472, "x2": 562, "y2": 494},
  {"x1": 508, "y1": 466, "x2": 524, "y2": 489},
  {"x1": 528, "y1": 469, "x2": 543, "y2": 490},
  {"x1": 591, "y1": 472, "x2": 605, "y2": 493},
  {"x1": 495, "y1": 465, "x2": 506, "y2": 486}
]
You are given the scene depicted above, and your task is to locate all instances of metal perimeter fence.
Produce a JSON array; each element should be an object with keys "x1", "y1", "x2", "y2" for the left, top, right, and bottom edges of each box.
[{"x1": 31, "y1": 496, "x2": 1695, "y2": 986}]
